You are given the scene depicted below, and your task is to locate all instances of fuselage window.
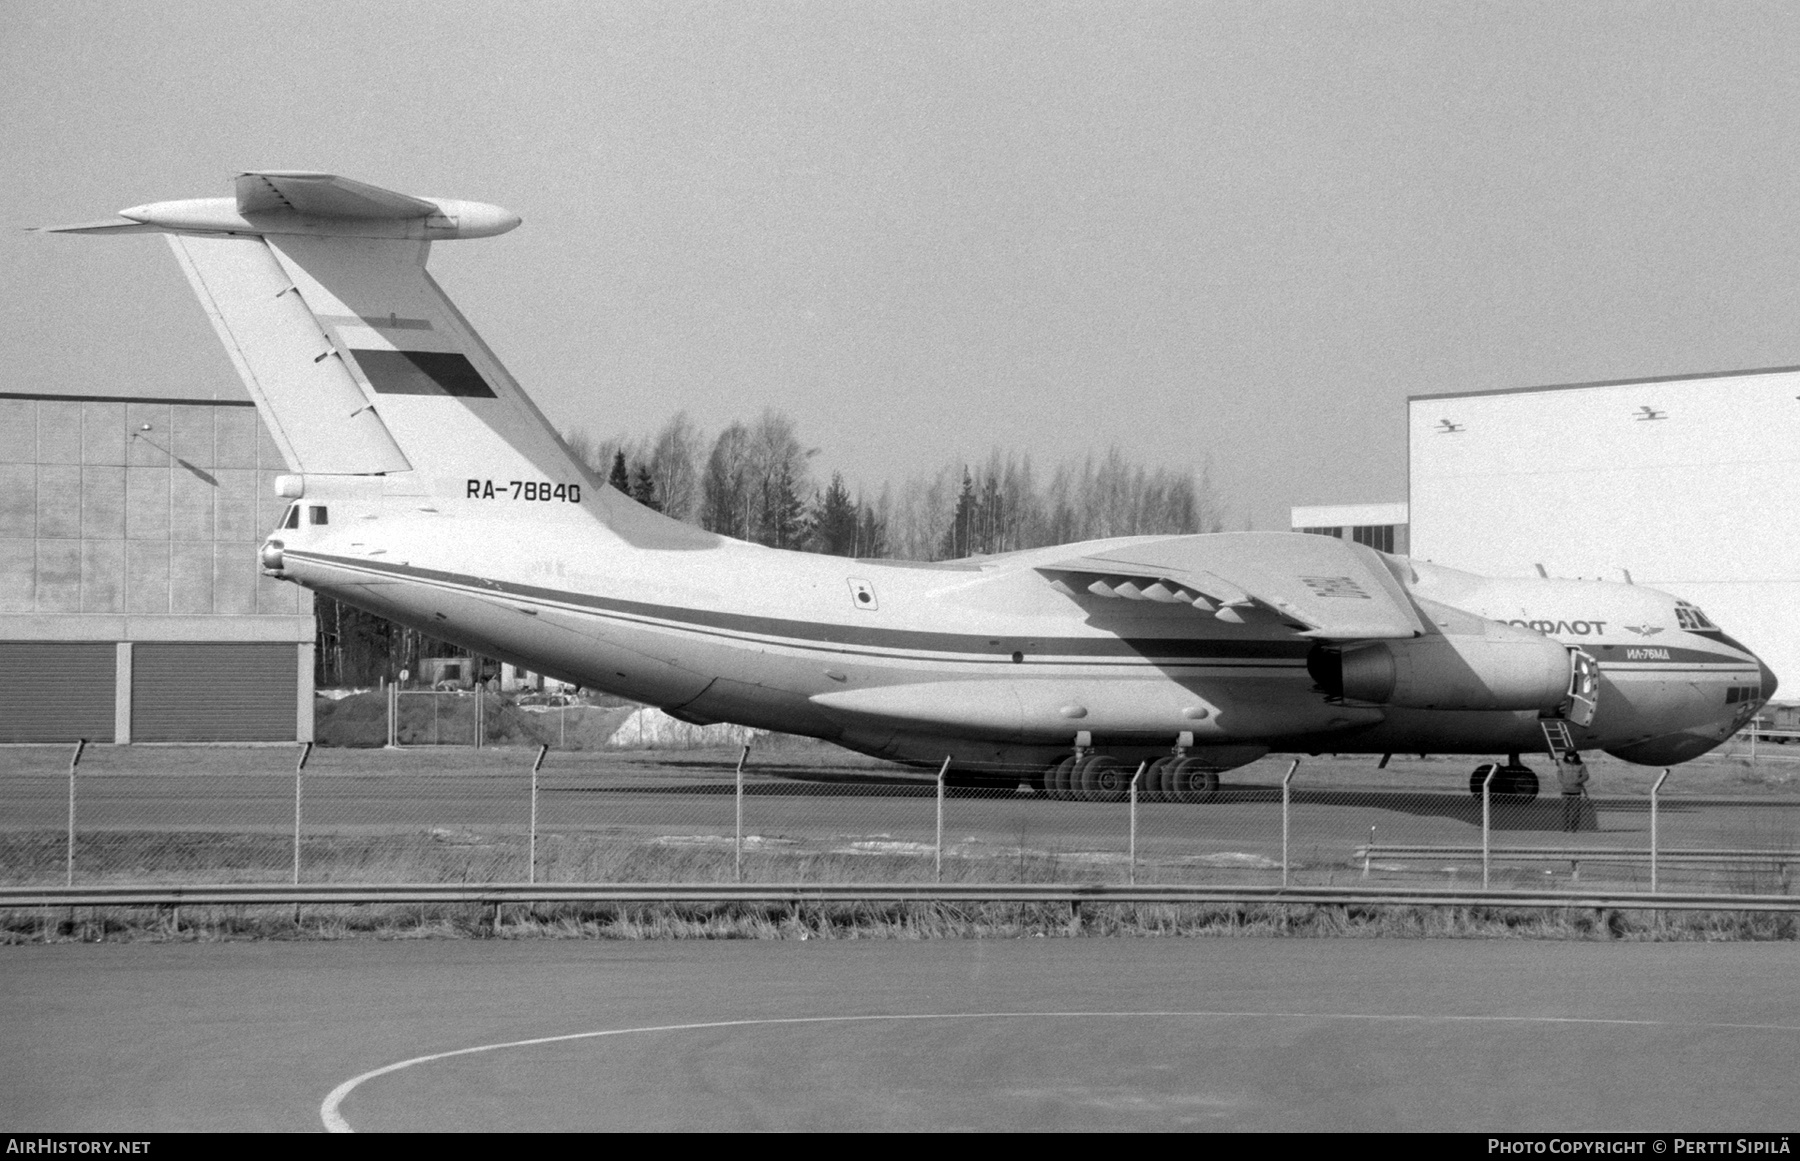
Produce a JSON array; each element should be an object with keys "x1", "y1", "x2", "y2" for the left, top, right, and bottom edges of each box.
[{"x1": 309, "y1": 506, "x2": 329, "y2": 526}]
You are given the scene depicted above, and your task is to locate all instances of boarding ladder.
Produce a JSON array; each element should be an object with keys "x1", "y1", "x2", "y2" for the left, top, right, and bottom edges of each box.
[{"x1": 1540, "y1": 719, "x2": 1578, "y2": 761}]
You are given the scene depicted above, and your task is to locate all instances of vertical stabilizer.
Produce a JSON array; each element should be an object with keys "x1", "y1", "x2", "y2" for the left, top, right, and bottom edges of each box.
[
  {"x1": 260, "y1": 233, "x2": 589, "y2": 492},
  {"x1": 166, "y1": 233, "x2": 414, "y2": 475},
  {"x1": 42, "y1": 171, "x2": 699, "y2": 542}
]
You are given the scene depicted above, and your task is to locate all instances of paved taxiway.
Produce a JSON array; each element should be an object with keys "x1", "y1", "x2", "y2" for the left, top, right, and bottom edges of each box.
[{"x1": 4, "y1": 938, "x2": 1796, "y2": 1131}]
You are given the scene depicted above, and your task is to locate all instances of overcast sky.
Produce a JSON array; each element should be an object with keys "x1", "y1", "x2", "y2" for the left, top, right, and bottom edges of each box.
[{"x1": 6, "y1": 1, "x2": 1800, "y2": 531}]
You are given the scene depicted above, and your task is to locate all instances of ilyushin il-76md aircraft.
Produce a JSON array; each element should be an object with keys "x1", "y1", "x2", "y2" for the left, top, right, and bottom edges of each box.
[{"x1": 44, "y1": 172, "x2": 1778, "y2": 800}]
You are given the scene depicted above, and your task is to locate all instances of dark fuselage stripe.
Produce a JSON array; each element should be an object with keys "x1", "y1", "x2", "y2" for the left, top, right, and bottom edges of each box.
[{"x1": 296, "y1": 551, "x2": 1317, "y2": 663}]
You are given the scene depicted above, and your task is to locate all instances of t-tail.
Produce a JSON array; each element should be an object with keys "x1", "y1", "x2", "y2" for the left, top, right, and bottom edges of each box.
[{"x1": 39, "y1": 171, "x2": 674, "y2": 540}]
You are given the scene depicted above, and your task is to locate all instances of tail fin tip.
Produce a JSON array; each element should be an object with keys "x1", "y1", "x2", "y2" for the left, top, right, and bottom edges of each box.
[{"x1": 39, "y1": 171, "x2": 519, "y2": 242}]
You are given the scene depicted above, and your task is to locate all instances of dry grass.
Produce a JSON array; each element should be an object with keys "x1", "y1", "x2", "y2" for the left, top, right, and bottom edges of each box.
[{"x1": 6, "y1": 898, "x2": 1795, "y2": 945}]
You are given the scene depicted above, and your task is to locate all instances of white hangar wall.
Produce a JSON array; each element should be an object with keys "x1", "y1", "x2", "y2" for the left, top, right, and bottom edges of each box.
[{"x1": 1408, "y1": 367, "x2": 1800, "y2": 694}]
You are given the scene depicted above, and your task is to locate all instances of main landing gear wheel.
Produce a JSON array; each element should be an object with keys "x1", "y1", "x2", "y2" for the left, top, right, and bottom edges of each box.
[
  {"x1": 1075, "y1": 754, "x2": 1130, "y2": 803},
  {"x1": 1143, "y1": 756, "x2": 1176, "y2": 803},
  {"x1": 1171, "y1": 757, "x2": 1221, "y2": 804},
  {"x1": 1045, "y1": 756, "x2": 1078, "y2": 800}
]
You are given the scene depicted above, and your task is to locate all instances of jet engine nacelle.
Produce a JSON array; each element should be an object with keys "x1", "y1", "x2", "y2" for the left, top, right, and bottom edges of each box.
[{"x1": 1309, "y1": 629, "x2": 1574, "y2": 713}]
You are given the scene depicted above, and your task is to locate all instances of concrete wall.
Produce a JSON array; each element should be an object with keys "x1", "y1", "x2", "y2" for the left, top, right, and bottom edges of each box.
[{"x1": 0, "y1": 395, "x2": 308, "y2": 620}]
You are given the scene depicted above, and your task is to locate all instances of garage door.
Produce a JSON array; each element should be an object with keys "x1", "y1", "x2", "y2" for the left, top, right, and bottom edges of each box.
[
  {"x1": 132, "y1": 643, "x2": 297, "y2": 742},
  {"x1": 0, "y1": 642, "x2": 116, "y2": 743}
]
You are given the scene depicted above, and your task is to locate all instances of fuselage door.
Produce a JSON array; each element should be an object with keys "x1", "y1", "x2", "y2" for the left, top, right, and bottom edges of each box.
[{"x1": 1563, "y1": 648, "x2": 1600, "y2": 726}]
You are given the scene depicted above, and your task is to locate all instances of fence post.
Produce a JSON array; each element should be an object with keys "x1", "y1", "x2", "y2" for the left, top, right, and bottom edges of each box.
[
  {"x1": 65, "y1": 739, "x2": 84, "y2": 888},
  {"x1": 530, "y1": 743, "x2": 547, "y2": 885},
  {"x1": 292, "y1": 742, "x2": 311, "y2": 885},
  {"x1": 1274, "y1": 756, "x2": 1303, "y2": 882},
  {"x1": 1650, "y1": 767, "x2": 1669, "y2": 893},
  {"x1": 735, "y1": 744, "x2": 749, "y2": 883},
  {"x1": 386, "y1": 683, "x2": 398, "y2": 749},
  {"x1": 935, "y1": 757, "x2": 950, "y2": 883},
  {"x1": 474, "y1": 689, "x2": 484, "y2": 750},
  {"x1": 1481, "y1": 764, "x2": 1497, "y2": 888},
  {"x1": 1128, "y1": 761, "x2": 1145, "y2": 886}
]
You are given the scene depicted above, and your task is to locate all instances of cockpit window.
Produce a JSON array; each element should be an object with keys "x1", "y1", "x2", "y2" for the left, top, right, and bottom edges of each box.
[
  {"x1": 282, "y1": 504, "x2": 301, "y2": 530},
  {"x1": 1675, "y1": 601, "x2": 1717, "y2": 631}
]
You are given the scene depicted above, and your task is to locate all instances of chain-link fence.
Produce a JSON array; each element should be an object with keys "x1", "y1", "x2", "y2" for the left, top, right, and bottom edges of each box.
[{"x1": 2, "y1": 741, "x2": 1796, "y2": 896}]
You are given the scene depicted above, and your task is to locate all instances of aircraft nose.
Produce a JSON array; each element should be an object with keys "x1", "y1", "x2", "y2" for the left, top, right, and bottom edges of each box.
[{"x1": 1757, "y1": 653, "x2": 1780, "y2": 703}]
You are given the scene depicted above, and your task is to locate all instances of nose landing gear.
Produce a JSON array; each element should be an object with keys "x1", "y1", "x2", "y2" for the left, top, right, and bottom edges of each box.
[{"x1": 1469, "y1": 753, "x2": 1542, "y2": 800}]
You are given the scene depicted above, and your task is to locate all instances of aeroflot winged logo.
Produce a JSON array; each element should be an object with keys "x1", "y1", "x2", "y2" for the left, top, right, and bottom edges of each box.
[{"x1": 1624, "y1": 625, "x2": 1665, "y2": 637}]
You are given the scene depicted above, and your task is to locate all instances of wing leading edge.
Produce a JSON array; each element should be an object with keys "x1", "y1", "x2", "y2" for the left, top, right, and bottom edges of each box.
[{"x1": 1037, "y1": 531, "x2": 1425, "y2": 640}]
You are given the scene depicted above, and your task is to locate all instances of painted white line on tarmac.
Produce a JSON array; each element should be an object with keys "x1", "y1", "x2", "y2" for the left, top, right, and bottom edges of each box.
[{"x1": 320, "y1": 1008, "x2": 1800, "y2": 1132}]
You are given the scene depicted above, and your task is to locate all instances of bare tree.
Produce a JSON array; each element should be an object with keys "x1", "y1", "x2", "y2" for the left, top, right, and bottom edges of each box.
[
  {"x1": 648, "y1": 411, "x2": 704, "y2": 522},
  {"x1": 701, "y1": 422, "x2": 753, "y2": 538}
]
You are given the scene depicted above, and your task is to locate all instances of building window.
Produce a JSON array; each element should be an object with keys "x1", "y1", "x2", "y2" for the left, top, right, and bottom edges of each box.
[
  {"x1": 1300, "y1": 526, "x2": 1343, "y2": 538},
  {"x1": 1351, "y1": 525, "x2": 1395, "y2": 552}
]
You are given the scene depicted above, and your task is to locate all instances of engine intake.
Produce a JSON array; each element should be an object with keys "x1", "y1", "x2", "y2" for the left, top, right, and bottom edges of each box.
[{"x1": 1308, "y1": 630, "x2": 1575, "y2": 713}]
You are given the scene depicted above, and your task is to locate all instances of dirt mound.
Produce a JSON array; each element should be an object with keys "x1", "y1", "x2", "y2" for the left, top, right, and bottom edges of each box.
[{"x1": 606, "y1": 707, "x2": 762, "y2": 749}]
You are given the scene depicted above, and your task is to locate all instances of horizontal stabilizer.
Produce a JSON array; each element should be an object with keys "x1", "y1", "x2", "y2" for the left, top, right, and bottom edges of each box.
[
  {"x1": 235, "y1": 172, "x2": 441, "y2": 220},
  {"x1": 36, "y1": 171, "x2": 518, "y2": 241},
  {"x1": 31, "y1": 218, "x2": 162, "y2": 235}
]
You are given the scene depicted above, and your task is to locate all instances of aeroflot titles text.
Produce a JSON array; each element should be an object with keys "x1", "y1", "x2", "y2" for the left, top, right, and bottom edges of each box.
[
  {"x1": 1508, "y1": 619, "x2": 1608, "y2": 636},
  {"x1": 1489, "y1": 1142, "x2": 1789, "y2": 1155}
]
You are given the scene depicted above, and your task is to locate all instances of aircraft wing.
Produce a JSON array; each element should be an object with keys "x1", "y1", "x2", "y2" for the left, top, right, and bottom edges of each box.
[{"x1": 1037, "y1": 531, "x2": 1425, "y2": 640}]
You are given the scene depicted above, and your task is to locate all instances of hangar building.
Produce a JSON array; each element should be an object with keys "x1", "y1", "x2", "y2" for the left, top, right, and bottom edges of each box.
[
  {"x1": 0, "y1": 392, "x2": 313, "y2": 743},
  {"x1": 1408, "y1": 367, "x2": 1800, "y2": 694},
  {"x1": 1289, "y1": 502, "x2": 1409, "y2": 554}
]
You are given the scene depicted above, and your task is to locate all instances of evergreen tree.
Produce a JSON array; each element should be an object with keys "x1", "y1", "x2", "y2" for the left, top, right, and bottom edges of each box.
[
  {"x1": 853, "y1": 498, "x2": 887, "y2": 559},
  {"x1": 630, "y1": 461, "x2": 662, "y2": 511},
  {"x1": 608, "y1": 450, "x2": 630, "y2": 494},
  {"x1": 940, "y1": 469, "x2": 979, "y2": 559},
  {"x1": 975, "y1": 471, "x2": 1004, "y2": 554},
  {"x1": 758, "y1": 463, "x2": 806, "y2": 549},
  {"x1": 810, "y1": 472, "x2": 859, "y2": 556}
]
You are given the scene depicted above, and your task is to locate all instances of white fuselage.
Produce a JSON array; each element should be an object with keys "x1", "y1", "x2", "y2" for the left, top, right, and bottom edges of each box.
[{"x1": 266, "y1": 479, "x2": 1773, "y2": 772}]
